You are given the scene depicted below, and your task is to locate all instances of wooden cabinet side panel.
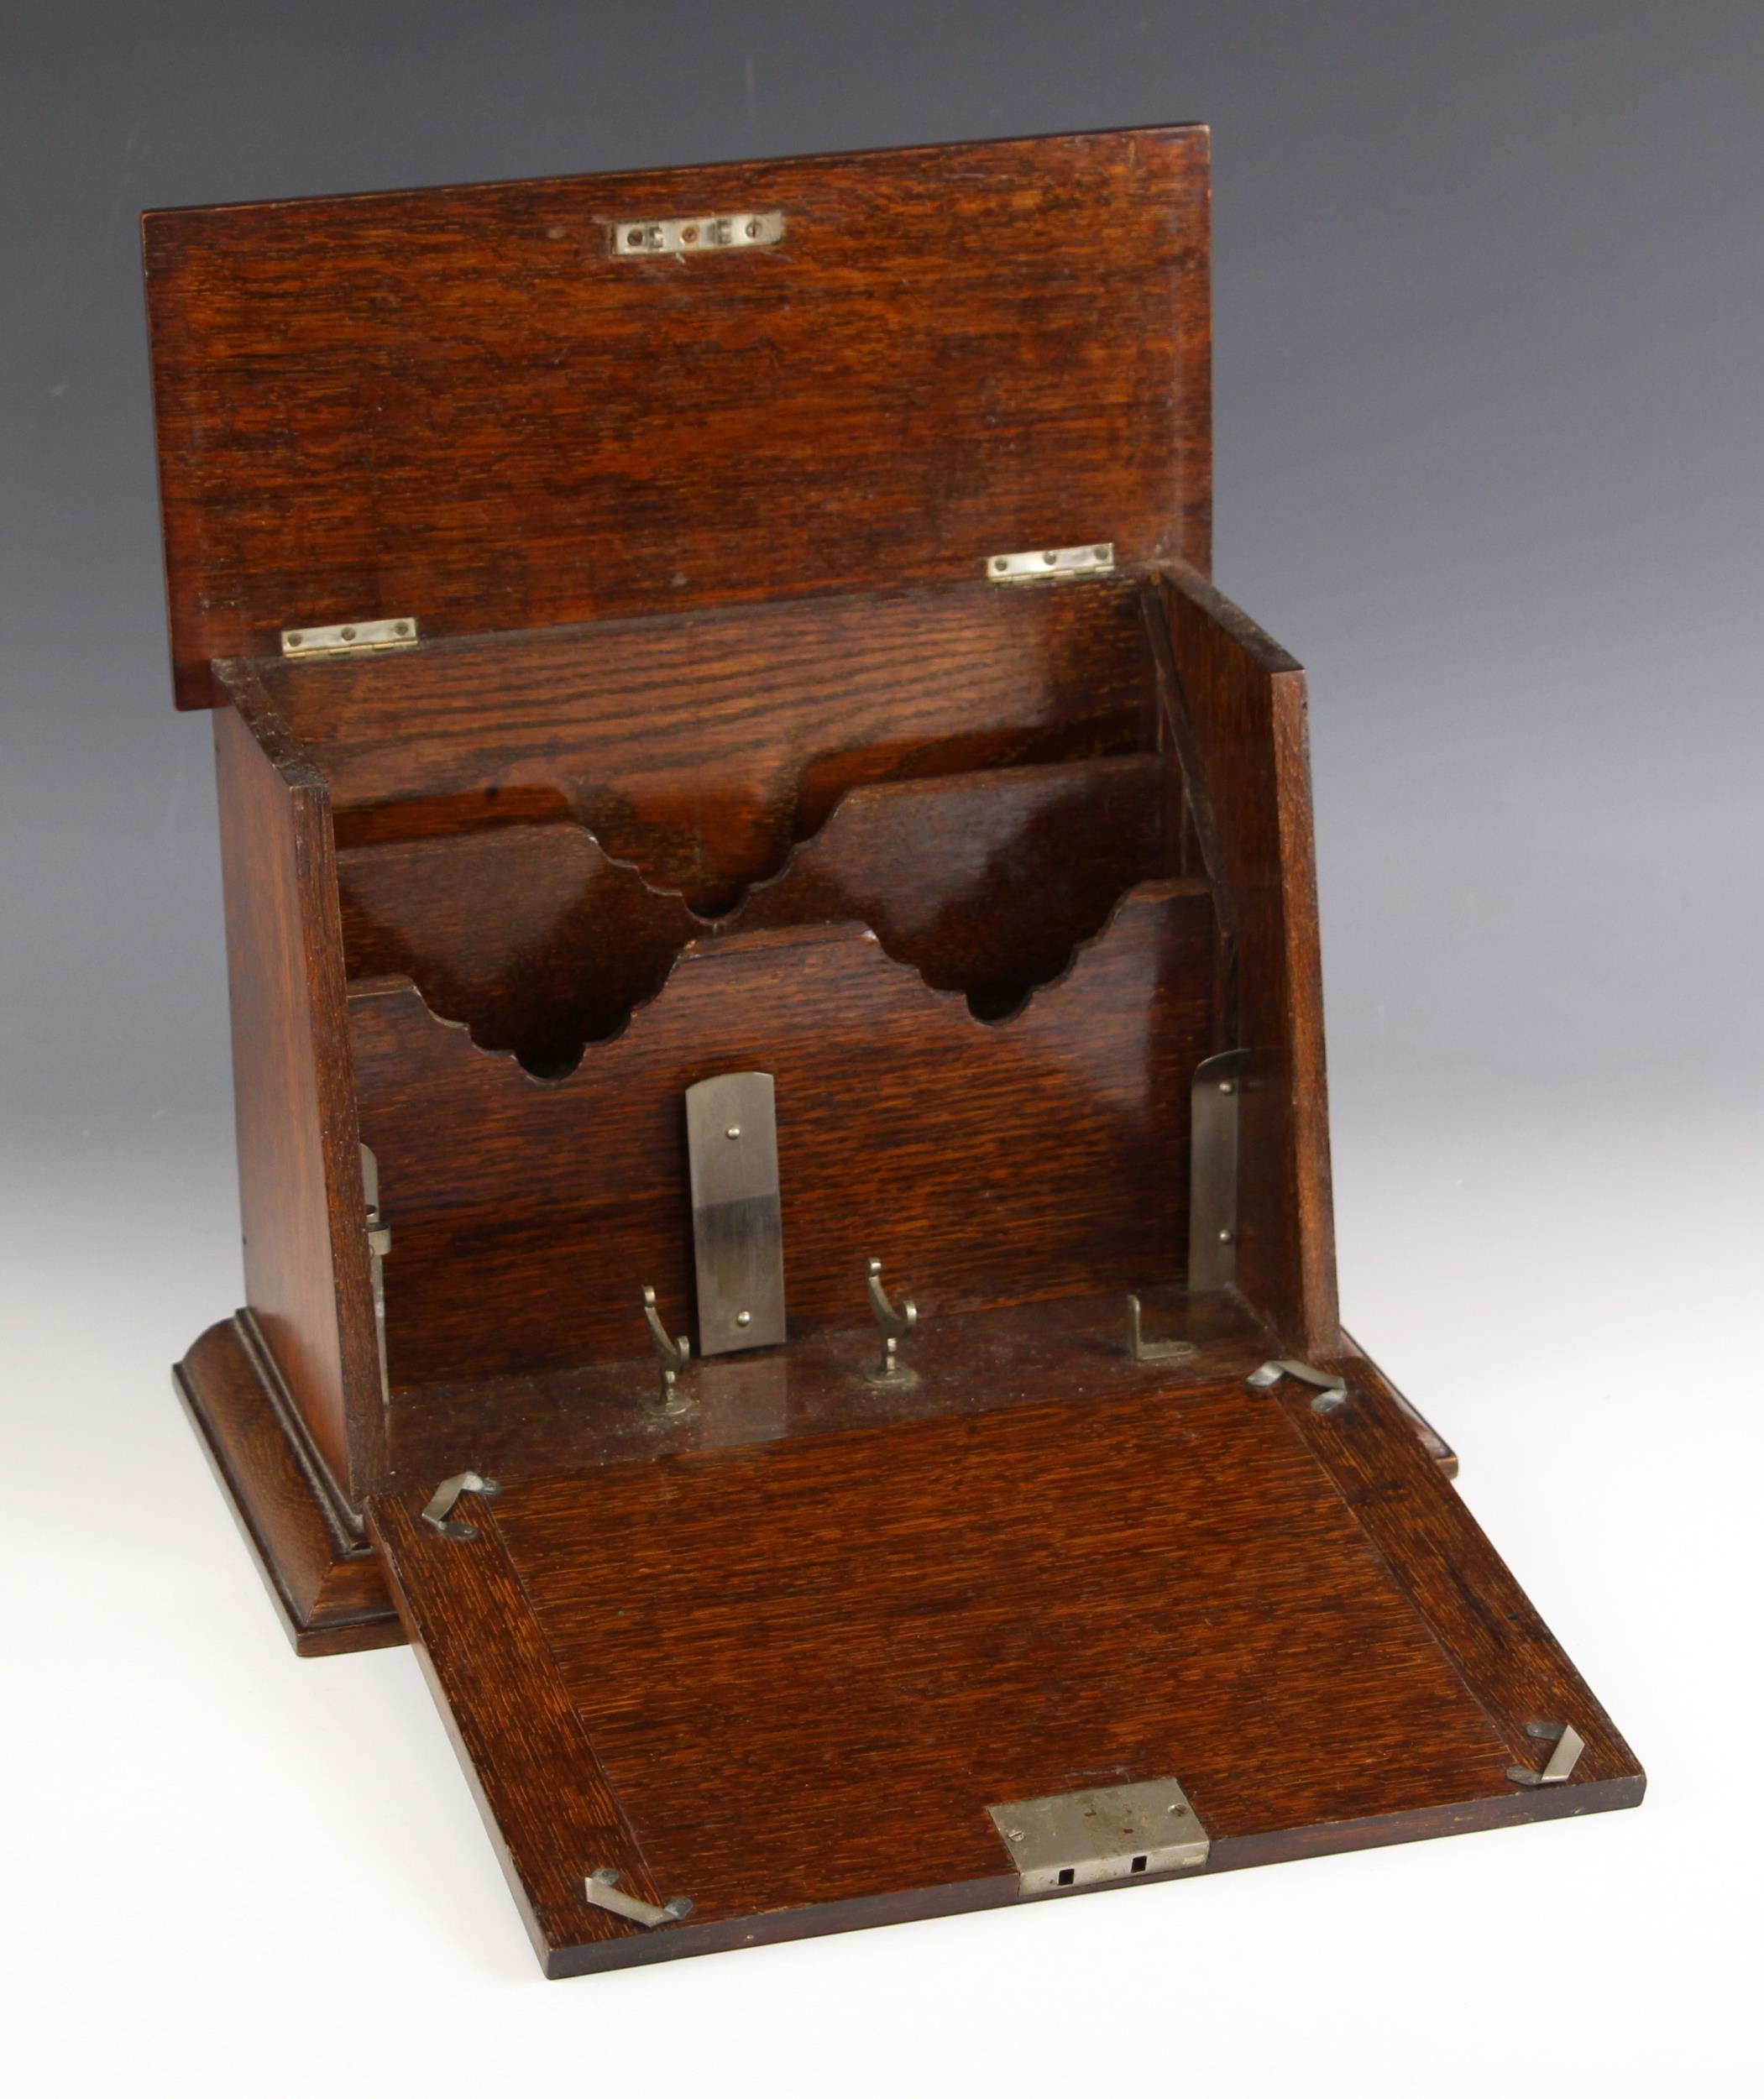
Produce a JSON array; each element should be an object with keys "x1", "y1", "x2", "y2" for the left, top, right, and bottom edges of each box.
[
  {"x1": 1159, "y1": 565, "x2": 1338, "y2": 1357},
  {"x1": 213, "y1": 684, "x2": 383, "y2": 1489}
]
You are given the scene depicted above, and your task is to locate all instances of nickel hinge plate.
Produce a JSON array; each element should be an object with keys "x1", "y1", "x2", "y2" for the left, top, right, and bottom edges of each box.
[
  {"x1": 986, "y1": 542, "x2": 1116, "y2": 584},
  {"x1": 280, "y1": 617, "x2": 421, "y2": 661}
]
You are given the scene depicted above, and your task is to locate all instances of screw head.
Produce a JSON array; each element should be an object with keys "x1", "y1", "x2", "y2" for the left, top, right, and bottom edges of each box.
[
  {"x1": 725, "y1": 1124, "x2": 741, "y2": 1139},
  {"x1": 1218, "y1": 1228, "x2": 1233, "y2": 1243},
  {"x1": 735, "y1": 1310, "x2": 752, "y2": 1328},
  {"x1": 1218, "y1": 1080, "x2": 1235, "y2": 1094},
  {"x1": 1043, "y1": 550, "x2": 1058, "y2": 566},
  {"x1": 339, "y1": 626, "x2": 356, "y2": 641},
  {"x1": 285, "y1": 632, "x2": 303, "y2": 647}
]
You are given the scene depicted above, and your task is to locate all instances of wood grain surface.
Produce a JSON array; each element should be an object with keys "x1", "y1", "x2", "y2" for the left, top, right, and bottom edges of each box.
[
  {"x1": 369, "y1": 1367, "x2": 1641, "y2": 1976},
  {"x1": 212, "y1": 673, "x2": 383, "y2": 1489},
  {"x1": 144, "y1": 128, "x2": 1212, "y2": 709},
  {"x1": 277, "y1": 577, "x2": 1158, "y2": 908},
  {"x1": 1157, "y1": 564, "x2": 1339, "y2": 1357}
]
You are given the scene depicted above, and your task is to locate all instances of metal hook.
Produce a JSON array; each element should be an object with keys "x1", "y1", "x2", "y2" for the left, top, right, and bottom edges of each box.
[
  {"x1": 862, "y1": 1258, "x2": 918, "y2": 1386},
  {"x1": 1125, "y1": 1295, "x2": 1199, "y2": 1363},
  {"x1": 641, "y1": 1286, "x2": 694, "y2": 1416}
]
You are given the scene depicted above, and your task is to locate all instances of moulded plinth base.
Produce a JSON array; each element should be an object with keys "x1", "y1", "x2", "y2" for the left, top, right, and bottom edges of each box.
[{"x1": 174, "y1": 1313, "x2": 402, "y2": 1657}]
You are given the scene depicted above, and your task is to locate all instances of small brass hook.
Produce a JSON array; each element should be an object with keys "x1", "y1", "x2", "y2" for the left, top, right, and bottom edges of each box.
[
  {"x1": 641, "y1": 1285, "x2": 694, "y2": 1416},
  {"x1": 863, "y1": 1258, "x2": 918, "y2": 1386}
]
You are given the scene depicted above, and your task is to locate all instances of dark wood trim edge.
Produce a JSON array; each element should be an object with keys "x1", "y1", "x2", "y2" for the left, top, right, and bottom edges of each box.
[
  {"x1": 175, "y1": 1314, "x2": 400, "y2": 1657},
  {"x1": 539, "y1": 1773, "x2": 1641, "y2": 1979}
]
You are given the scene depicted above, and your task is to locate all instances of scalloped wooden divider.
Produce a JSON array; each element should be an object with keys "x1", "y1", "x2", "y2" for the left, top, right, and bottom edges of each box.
[
  {"x1": 349, "y1": 878, "x2": 1217, "y2": 1389},
  {"x1": 338, "y1": 827, "x2": 700, "y2": 1074},
  {"x1": 336, "y1": 752, "x2": 1171, "y2": 1069}
]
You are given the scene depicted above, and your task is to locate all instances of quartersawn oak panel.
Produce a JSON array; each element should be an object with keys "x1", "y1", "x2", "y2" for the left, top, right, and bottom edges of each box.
[
  {"x1": 213, "y1": 682, "x2": 383, "y2": 1489},
  {"x1": 351, "y1": 881, "x2": 1217, "y2": 1388},
  {"x1": 1156, "y1": 564, "x2": 1339, "y2": 1358},
  {"x1": 143, "y1": 128, "x2": 1212, "y2": 709},
  {"x1": 393, "y1": 1385, "x2": 1516, "y2": 1956},
  {"x1": 281, "y1": 577, "x2": 1159, "y2": 912},
  {"x1": 336, "y1": 752, "x2": 1170, "y2": 1067}
]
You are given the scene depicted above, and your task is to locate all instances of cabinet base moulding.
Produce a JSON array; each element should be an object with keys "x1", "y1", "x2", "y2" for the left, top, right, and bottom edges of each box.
[{"x1": 174, "y1": 1314, "x2": 401, "y2": 1657}]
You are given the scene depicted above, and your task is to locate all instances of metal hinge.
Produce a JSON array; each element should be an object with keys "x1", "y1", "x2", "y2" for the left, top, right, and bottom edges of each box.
[
  {"x1": 986, "y1": 542, "x2": 1116, "y2": 584},
  {"x1": 280, "y1": 617, "x2": 421, "y2": 662}
]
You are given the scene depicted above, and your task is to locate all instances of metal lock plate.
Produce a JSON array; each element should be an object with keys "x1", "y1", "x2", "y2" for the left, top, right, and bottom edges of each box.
[
  {"x1": 685, "y1": 1072, "x2": 786, "y2": 1356},
  {"x1": 988, "y1": 1777, "x2": 1210, "y2": 1893}
]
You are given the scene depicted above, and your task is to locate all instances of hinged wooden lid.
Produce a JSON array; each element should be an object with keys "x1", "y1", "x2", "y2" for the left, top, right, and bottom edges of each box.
[{"x1": 142, "y1": 127, "x2": 1212, "y2": 708}]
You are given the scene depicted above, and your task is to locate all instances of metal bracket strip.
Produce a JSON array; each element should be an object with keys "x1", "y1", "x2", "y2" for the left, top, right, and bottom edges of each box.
[
  {"x1": 1248, "y1": 1357, "x2": 1349, "y2": 1414},
  {"x1": 584, "y1": 1867, "x2": 694, "y2": 1928},
  {"x1": 1189, "y1": 1049, "x2": 1248, "y2": 1291},
  {"x1": 1507, "y1": 1720, "x2": 1587, "y2": 1788},
  {"x1": 420, "y1": 1471, "x2": 500, "y2": 1542}
]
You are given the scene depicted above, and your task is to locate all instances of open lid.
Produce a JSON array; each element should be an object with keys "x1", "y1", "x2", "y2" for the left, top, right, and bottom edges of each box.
[{"x1": 142, "y1": 126, "x2": 1212, "y2": 708}]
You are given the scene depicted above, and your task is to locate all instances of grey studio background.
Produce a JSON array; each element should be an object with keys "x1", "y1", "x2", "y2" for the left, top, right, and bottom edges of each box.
[{"x1": 3, "y1": 4, "x2": 1758, "y2": 2095}]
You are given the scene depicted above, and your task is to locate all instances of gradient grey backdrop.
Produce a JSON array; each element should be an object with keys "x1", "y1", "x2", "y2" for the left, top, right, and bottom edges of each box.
[{"x1": 3, "y1": 4, "x2": 1759, "y2": 2091}]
